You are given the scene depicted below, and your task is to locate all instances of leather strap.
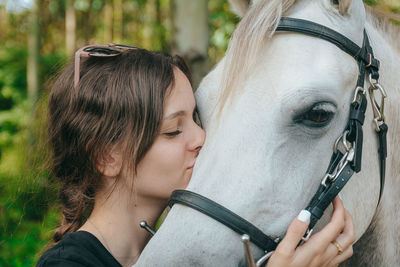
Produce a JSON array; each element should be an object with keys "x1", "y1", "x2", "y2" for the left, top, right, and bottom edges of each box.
[
  {"x1": 377, "y1": 123, "x2": 388, "y2": 201},
  {"x1": 169, "y1": 190, "x2": 279, "y2": 252},
  {"x1": 277, "y1": 18, "x2": 380, "y2": 73},
  {"x1": 306, "y1": 157, "x2": 355, "y2": 229}
]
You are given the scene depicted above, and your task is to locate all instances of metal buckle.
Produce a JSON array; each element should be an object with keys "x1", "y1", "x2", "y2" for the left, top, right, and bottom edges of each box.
[
  {"x1": 321, "y1": 131, "x2": 355, "y2": 187},
  {"x1": 321, "y1": 148, "x2": 354, "y2": 187},
  {"x1": 351, "y1": 86, "x2": 366, "y2": 104},
  {"x1": 301, "y1": 228, "x2": 313, "y2": 242},
  {"x1": 333, "y1": 130, "x2": 351, "y2": 154},
  {"x1": 368, "y1": 75, "x2": 387, "y2": 132}
]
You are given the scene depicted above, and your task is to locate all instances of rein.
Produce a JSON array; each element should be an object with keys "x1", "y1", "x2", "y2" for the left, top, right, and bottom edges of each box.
[{"x1": 166, "y1": 17, "x2": 388, "y2": 267}]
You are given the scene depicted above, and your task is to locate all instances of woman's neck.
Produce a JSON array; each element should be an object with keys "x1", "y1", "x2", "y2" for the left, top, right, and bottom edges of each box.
[{"x1": 79, "y1": 183, "x2": 166, "y2": 267}]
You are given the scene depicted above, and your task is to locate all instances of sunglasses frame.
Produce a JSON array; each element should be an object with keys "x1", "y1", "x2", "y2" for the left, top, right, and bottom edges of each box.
[{"x1": 74, "y1": 43, "x2": 138, "y2": 88}]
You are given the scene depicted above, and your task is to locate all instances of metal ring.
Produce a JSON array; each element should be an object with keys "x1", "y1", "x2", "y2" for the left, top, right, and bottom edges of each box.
[
  {"x1": 332, "y1": 240, "x2": 343, "y2": 255},
  {"x1": 301, "y1": 228, "x2": 313, "y2": 242},
  {"x1": 256, "y1": 251, "x2": 274, "y2": 267},
  {"x1": 333, "y1": 130, "x2": 350, "y2": 154},
  {"x1": 351, "y1": 86, "x2": 365, "y2": 104},
  {"x1": 368, "y1": 73, "x2": 377, "y2": 86}
]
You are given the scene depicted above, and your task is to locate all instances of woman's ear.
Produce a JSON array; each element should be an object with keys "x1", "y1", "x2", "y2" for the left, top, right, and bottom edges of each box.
[
  {"x1": 97, "y1": 147, "x2": 123, "y2": 177},
  {"x1": 228, "y1": 0, "x2": 251, "y2": 17}
]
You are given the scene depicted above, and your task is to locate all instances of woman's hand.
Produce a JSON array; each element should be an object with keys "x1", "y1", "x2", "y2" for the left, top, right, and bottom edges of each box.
[{"x1": 267, "y1": 196, "x2": 355, "y2": 267}]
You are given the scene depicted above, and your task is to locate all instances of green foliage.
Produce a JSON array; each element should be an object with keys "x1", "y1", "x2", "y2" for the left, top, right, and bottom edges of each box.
[
  {"x1": 0, "y1": 178, "x2": 59, "y2": 265},
  {"x1": 0, "y1": 46, "x2": 28, "y2": 160},
  {"x1": 209, "y1": 0, "x2": 240, "y2": 64},
  {"x1": 0, "y1": 42, "x2": 64, "y2": 265},
  {"x1": 364, "y1": 0, "x2": 378, "y2": 6}
]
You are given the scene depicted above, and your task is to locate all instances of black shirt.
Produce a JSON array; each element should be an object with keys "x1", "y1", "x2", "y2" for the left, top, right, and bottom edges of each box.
[{"x1": 37, "y1": 231, "x2": 122, "y2": 267}]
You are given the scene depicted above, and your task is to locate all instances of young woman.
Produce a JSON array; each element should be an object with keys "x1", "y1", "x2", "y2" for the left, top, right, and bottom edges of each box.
[{"x1": 38, "y1": 44, "x2": 355, "y2": 267}]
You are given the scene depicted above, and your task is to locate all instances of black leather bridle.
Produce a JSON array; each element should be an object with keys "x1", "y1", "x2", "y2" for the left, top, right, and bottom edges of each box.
[{"x1": 167, "y1": 17, "x2": 388, "y2": 267}]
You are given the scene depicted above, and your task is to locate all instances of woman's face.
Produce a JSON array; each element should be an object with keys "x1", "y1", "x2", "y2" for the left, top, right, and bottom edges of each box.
[{"x1": 134, "y1": 68, "x2": 205, "y2": 202}]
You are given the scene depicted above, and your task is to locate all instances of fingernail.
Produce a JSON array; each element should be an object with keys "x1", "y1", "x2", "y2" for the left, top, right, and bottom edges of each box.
[
  {"x1": 297, "y1": 210, "x2": 311, "y2": 222},
  {"x1": 338, "y1": 193, "x2": 343, "y2": 200}
]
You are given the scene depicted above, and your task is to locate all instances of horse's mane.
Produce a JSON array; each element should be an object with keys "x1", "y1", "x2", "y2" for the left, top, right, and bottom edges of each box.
[
  {"x1": 366, "y1": 6, "x2": 400, "y2": 56},
  {"x1": 364, "y1": 8, "x2": 400, "y2": 187},
  {"x1": 217, "y1": 0, "x2": 296, "y2": 114}
]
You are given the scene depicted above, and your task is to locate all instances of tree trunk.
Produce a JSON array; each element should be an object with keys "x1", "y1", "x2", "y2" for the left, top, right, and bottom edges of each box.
[
  {"x1": 65, "y1": 0, "x2": 76, "y2": 58},
  {"x1": 171, "y1": 0, "x2": 209, "y2": 88},
  {"x1": 27, "y1": 0, "x2": 40, "y2": 110},
  {"x1": 104, "y1": 2, "x2": 113, "y2": 43},
  {"x1": 143, "y1": 0, "x2": 157, "y2": 50},
  {"x1": 83, "y1": 0, "x2": 94, "y2": 43},
  {"x1": 113, "y1": 0, "x2": 123, "y2": 43},
  {"x1": 0, "y1": 3, "x2": 7, "y2": 42}
]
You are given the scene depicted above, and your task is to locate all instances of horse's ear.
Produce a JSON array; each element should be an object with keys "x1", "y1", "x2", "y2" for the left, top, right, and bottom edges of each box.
[
  {"x1": 331, "y1": 0, "x2": 352, "y2": 15},
  {"x1": 228, "y1": 0, "x2": 251, "y2": 17}
]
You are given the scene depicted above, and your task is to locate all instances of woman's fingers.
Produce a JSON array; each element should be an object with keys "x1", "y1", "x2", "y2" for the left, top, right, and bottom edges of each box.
[
  {"x1": 330, "y1": 245, "x2": 354, "y2": 266},
  {"x1": 335, "y1": 209, "x2": 355, "y2": 249},
  {"x1": 267, "y1": 210, "x2": 311, "y2": 266},
  {"x1": 323, "y1": 208, "x2": 356, "y2": 263},
  {"x1": 268, "y1": 197, "x2": 355, "y2": 267},
  {"x1": 308, "y1": 197, "x2": 345, "y2": 248},
  {"x1": 275, "y1": 210, "x2": 311, "y2": 253}
]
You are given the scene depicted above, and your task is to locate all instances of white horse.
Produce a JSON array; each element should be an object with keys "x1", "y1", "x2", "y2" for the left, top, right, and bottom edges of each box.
[{"x1": 136, "y1": 0, "x2": 400, "y2": 266}]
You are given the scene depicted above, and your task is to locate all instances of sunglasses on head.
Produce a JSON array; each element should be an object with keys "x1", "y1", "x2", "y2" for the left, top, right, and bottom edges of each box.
[{"x1": 74, "y1": 43, "x2": 138, "y2": 88}]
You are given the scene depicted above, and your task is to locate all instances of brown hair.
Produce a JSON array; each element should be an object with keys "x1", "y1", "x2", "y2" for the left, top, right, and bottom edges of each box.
[{"x1": 48, "y1": 47, "x2": 191, "y2": 243}]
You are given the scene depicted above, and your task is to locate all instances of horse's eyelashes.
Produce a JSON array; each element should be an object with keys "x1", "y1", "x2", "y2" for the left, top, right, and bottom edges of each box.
[
  {"x1": 295, "y1": 102, "x2": 336, "y2": 128},
  {"x1": 303, "y1": 109, "x2": 331, "y2": 123}
]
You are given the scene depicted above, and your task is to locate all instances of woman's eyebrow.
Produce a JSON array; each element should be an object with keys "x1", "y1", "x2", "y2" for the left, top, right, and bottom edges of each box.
[
  {"x1": 164, "y1": 110, "x2": 185, "y2": 120},
  {"x1": 164, "y1": 105, "x2": 197, "y2": 120}
]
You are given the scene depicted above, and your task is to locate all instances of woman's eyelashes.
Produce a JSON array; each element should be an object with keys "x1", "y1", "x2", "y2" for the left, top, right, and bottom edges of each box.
[
  {"x1": 162, "y1": 108, "x2": 201, "y2": 138},
  {"x1": 164, "y1": 130, "x2": 182, "y2": 137}
]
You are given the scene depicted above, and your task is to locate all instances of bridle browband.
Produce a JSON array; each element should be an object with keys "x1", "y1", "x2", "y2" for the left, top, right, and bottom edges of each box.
[{"x1": 166, "y1": 17, "x2": 388, "y2": 267}]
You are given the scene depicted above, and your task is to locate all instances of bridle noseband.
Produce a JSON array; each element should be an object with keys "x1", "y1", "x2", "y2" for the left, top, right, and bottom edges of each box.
[{"x1": 166, "y1": 17, "x2": 388, "y2": 267}]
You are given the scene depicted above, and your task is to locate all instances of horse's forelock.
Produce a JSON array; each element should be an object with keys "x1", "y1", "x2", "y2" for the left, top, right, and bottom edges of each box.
[
  {"x1": 217, "y1": 0, "x2": 296, "y2": 116},
  {"x1": 339, "y1": 0, "x2": 352, "y2": 15}
]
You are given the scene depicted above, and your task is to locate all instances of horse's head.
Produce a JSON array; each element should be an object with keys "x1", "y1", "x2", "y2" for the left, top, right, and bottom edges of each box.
[
  {"x1": 195, "y1": 0, "x2": 378, "y2": 236},
  {"x1": 136, "y1": 1, "x2": 398, "y2": 266}
]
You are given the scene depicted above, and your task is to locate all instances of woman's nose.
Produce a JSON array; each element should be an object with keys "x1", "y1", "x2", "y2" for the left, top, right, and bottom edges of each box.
[{"x1": 189, "y1": 122, "x2": 205, "y2": 152}]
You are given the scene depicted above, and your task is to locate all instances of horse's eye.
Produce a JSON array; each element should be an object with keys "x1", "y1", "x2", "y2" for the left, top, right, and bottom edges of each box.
[
  {"x1": 296, "y1": 103, "x2": 335, "y2": 128},
  {"x1": 303, "y1": 109, "x2": 331, "y2": 123}
]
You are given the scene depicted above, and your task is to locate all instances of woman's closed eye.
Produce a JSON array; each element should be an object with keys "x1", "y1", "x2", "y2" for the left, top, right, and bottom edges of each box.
[{"x1": 164, "y1": 130, "x2": 182, "y2": 137}]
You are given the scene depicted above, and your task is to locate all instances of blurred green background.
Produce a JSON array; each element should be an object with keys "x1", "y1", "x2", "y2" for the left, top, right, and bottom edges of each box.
[{"x1": 0, "y1": 0, "x2": 399, "y2": 266}]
